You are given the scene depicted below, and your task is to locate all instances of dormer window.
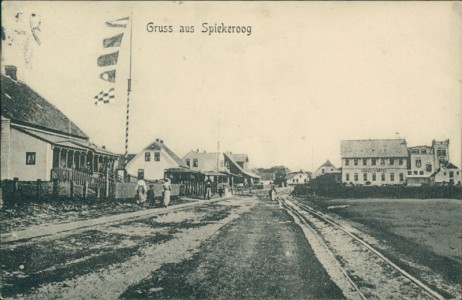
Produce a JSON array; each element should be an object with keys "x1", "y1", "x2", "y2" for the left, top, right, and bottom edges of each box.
[
  {"x1": 193, "y1": 159, "x2": 198, "y2": 167},
  {"x1": 186, "y1": 159, "x2": 190, "y2": 167},
  {"x1": 415, "y1": 157, "x2": 421, "y2": 168}
]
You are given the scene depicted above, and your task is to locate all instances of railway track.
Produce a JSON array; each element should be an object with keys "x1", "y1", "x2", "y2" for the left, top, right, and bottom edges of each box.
[{"x1": 279, "y1": 196, "x2": 447, "y2": 300}]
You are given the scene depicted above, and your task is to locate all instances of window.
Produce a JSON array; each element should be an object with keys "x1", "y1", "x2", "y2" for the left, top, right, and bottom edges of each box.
[
  {"x1": 225, "y1": 161, "x2": 230, "y2": 169},
  {"x1": 426, "y1": 163, "x2": 432, "y2": 172},
  {"x1": 390, "y1": 173, "x2": 395, "y2": 181},
  {"x1": 407, "y1": 171, "x2": 412, "y2": 175},
  {"x1": 414, "y1": 171, "x2": 418, "y2": 175},
  {"x1": 399, "y1": 158, "x2": 404, "y2": 165},
  {"x1": 26, "y1": 152, "x2": 36, "y2": 165},
  {"x1": 138, "y1": 169, "x2": 144, "y2": 179},
  {"x1": 399, "y1": 173, "x2": 404, "y2": 181},
  {"x1": 145, "y1": 152, "x2": 151, "y2": 161},
  {"x1": 154, "y1": 152, "x2": 160, "y2": 161},
  {"x1": 354, "y1": 159, "x2": 358, "y2": 166},
  {"x1": 419, "y1": 171, "x2": 424, "y2": 175},
  {"x1": 372, "y1": 173, "x2": 376, "y2": 181},
  {"x1": 421, "y1": 149, "x2": 427, "y2": 154},
  {"x1": 449, "y1": 171, "x2": 454, "y2": 178},
  {"x1": 437, "y1": 149, "x2": 447, "y2": 157},
  {"x1": 354, "y1": 173, "x2": 358, "y2": 181},
  {"x1": 389, "y1": 158, "x2": 394, "y2": 165},
  {"x1": 363, "y1": 158, "x2": 367, "y2": 166},
  {"x1": 416, "y1": 158, "x2": 422, "y2": 168},
  {"x1": 381, "y1": 173, "x2": 385, "y2": 181},
  {"x1": 457, "y1": 171, "x2": 460, "y2": 175},
  {"x1": 331, "y1": 168, "x2": 333, "y2": 171},
  {"x1": 186, "y1": 159, "x2": 190, "y2": 167},
  {"x1": 443, "y1": 172, "x2": 447, "y2": 176},
  {"x1": 345, "y1": 159, "x2": 349, "y2": 166},
  {"x1": 363, "y1": 173, "x2": 367, "y2": 181},
  {"x1": 193, "y1": 159, "x2": 198, "y2": 167},
  {"x1": 322, "y1": 169, "x2": 325, "y2": 174},
  {"x1": 380, "y1": 158, "x2": 385, "y2": 166},
  {"x1": 372, "y1": 158, "x2": 377, "y2": 166},
  {"x1": 345, "y1": 173, "x2": 350, "y2": 181}
]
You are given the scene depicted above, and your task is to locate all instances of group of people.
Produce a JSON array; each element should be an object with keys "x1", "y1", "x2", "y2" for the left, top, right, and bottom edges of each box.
[{"x1": 135, "y1": 177, "x2": 172, "y2": 207}]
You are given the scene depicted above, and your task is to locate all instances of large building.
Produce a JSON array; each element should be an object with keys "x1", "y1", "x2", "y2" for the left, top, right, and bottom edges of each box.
[
  {"x1": 1, "y1": 69, "x2": 117, "y2": 181},
  {"x1": 407, "y1": 140, "x2": 461, "y2": 186},
  {"x1": 340, "y1": 139, "x2": 408, "y2": 186}
]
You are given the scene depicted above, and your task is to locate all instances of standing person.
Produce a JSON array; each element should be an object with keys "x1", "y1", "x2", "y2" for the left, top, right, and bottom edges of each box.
[
  {"x1": 136, "y1": 177, "x2": 148, "y2": 205},
  {"x1": 269, "y1": 183, "x2": 277, "y2": 201},
  {"x1": 205, "y1": 177, "x2": 212, "y2": 200},
  {"x1": 147, "y1": 184, "x2": 156, "y2": 207},
  {"x1": 162, "y1": 178, "x2": 172, "y2": 207}
]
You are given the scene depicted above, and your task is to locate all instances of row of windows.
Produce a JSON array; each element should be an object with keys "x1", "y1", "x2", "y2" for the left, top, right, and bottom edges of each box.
[
  {"x1": 145, "y1": 152, "x2": 161, "y2": 162},
  {"x1": 345, "y1": 172, "x2": 404, "y2": 182},
  {"x1": 185, "y1": 159, "x2": 198, "y2": 168},
  {"x1": 345, "y1": 158, "x2": 404, "y2": 167}
]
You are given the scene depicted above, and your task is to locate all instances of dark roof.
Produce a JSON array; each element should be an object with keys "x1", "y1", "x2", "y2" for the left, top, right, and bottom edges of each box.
[
  {"x1": 444, "y1": 162, "x2": 459, "y2": 169},
  {"x1": 320, "y1": 160, "x2": 336, "y2": 168},
  {"x1": 117, "y1": 154, "x2": 136, "y2": 168},
  {"x1": 1, "y1": 74, "x2": 88, "y2": 139},
  {"x1": 341, "y1": 139, "x2": 408, "y2": 158},
  {"x1": 145, "y1": 140, "x2": 187, "y2": 168}
]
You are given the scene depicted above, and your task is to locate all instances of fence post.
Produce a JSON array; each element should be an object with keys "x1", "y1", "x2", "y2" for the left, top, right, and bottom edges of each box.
[
  {"x1": 96, "y1": 184, "x2": 100, "y2": 199},
  {"x1": 52, "y1": 178, "x2": 59, "y2": 200},
  {"x1": 70, "y1": 180, "x2": 74, "y2": 199},
  {"x1": 13, "y1": 177, "x2": 19, "y2": 198},
  {"x1": 105, "y1": 169, "x2": 110, "y2": 198},
  {"x1": 36, "y1": 179, "x2": 41, "y2": 201},
  {"x1": 83, "y1": 181, "x2": 88, "y2": 199}
]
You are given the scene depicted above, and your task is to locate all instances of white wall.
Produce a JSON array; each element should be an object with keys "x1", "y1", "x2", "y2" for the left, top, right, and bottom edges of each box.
[
  {"x1": 126, "y1": 148, "x2": 180, "y2": 180},
  {"x1": 9, "y1": 128, "x2": 51, "y2": 181}
]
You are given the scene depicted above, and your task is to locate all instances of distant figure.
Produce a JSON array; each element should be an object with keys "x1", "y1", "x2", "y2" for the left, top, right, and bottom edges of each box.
[
  {"x1": 136, "y1": 177, "x2": 148, "y2": 204},
  {"x1": 218, "y1": 186, "x2": 224, "y2": 197},
  {"x1": 269, "y1": 183, "x2": 277, "y2": 201},
  {"x1": 163, "y1": 178, "x2": 172, "y2": 207},
  {"x1": 147, "y1": 184, "x2": 156, "y2": 207},
  {"x1": 205, "y1": 178, "x2": 212, "y2": 199}
]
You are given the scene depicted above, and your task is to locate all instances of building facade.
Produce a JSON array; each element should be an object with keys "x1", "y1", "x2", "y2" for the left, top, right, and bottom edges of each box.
[
  {"x1": 125, "y1": 139, "x2": 187, "y2": 181},
  {"x1": 286, "y1": 171, "x2": 310, "y2": 185},
  {"x1": 1, "y1": 71, "x2": 117, "y2": 181},
  {"x1": 341, "y1": 139, "x2": 408, "y2": 186},
  {"x1": 312, "y1": 160, "x2": 341, "y2": 179}
]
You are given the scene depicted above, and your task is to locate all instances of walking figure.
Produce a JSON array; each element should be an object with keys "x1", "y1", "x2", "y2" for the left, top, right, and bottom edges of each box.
[
  {"x1": 136, "y1": 177, "x2": 147, "y2": 205},
  {"x1": 205, "y1": 177, "x2": 212, "y2": 199}
]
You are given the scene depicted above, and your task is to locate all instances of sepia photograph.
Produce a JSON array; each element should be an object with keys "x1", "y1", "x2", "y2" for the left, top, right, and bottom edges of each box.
[{"x1": 1, "y1": 1, "x2": 461, "y2": 299}]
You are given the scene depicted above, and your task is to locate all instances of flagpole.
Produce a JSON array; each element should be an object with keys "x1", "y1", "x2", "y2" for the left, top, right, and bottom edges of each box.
[{"x1": 124, "y1": 13, "x2": 133, "y2": 172}]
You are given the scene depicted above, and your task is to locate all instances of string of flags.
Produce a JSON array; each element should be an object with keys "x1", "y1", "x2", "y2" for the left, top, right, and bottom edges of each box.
[{"x1": 94, "y1": 17, "x2": 129, "y2": 105}]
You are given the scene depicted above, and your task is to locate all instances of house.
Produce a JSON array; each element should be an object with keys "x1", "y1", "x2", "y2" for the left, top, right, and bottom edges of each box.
[
  {"x1": 311, "y1": 160, "x2": 341, "y2": 179},
  {"x1": 285, "y1": 171, "x2": 310, "y2": 185},
  {"x1": 1, "y1": 68, "x2": 117, "y2": 181},
  {"x1": 434, "y1": 162, "x2": 462, "y2": 186},
  {"x1": 125, "y1": 139, "x2": 187, "y2": 181},
  {"x1": 340, "y1": 139, "x2": 408, "y2": 186},
  {"x1": 181, "y1": 150, "x2": 260, "y2": 186}
]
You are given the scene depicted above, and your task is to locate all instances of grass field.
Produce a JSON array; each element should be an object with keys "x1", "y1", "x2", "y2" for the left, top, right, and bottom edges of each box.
[{"x1": 298, "y1": 197, "x2": 462, "y2": 285}]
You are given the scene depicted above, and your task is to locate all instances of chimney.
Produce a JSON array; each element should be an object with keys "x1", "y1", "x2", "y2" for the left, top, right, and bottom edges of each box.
[
  {"x1": 102, "y1": 145, "x2": 106, "y2": 149},
  {"x1": 5, "y1": 65, "x2": 17, "y2": 81},
  {"x1": 156, "y1": 138, "x2": 159, "y2": 142},
  {"x1": 197, "y1": 149, "x2": 199, "y2": 152},
  {"x1": 160, "y1": 140, "x2": 163, "y2": 144}
]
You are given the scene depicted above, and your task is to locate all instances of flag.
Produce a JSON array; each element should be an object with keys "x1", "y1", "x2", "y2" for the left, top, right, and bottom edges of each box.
[
  {"x1": 99, "y1": 70, "x2": 116, "y2": 83},
  {"x1": 103, "y1": 33, "x2": 124, "y2": 48},
  {"x1": 97, "y1": 51, "x2": 119, "y2": 67},
  {"x1": 106, "y1": 17, "x2": 129, "y2": 28},
  {"x1": 94, "y1": 87, "x2": 115, "y2": 105}
]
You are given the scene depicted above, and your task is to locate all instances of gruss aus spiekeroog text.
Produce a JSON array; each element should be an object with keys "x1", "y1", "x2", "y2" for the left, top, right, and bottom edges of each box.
[{"x1": 146, "y1": 22, "x2": 252, "y2": 36}]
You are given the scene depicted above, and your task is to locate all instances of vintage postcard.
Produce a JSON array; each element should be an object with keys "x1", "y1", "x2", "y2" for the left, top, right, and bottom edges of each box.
[{"x1": 1, "y1": 1, "x2": 461, "y2": 299}]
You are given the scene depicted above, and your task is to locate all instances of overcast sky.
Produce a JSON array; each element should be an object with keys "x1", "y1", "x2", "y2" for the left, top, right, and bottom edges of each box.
[{"x1": 2, "y1": 1, "x2": 461, "y2": 171}]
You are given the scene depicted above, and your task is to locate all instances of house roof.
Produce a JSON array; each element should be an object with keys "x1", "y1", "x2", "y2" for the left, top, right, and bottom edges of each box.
[
  {"x1": 145, "y1": 140, "x2": 187, "y2": 168},
  {"x1": 341, "y1": 139, "x2": 408, "y2": 158},
  {"x1": 183, "y1": 151, "x2": 223, "y2": 172},
  {"x1": 444, "y1": 162, "x2": 459, "y2": 170},
  {"x1": 320, "y1": 160, "x2": 337, "y2": 168},
  {"x1": 229, "y1": 153, "x2": 248, "y2": 163},
  {"x1": 14, "y1": 126, "x2": 117, "y2": 156},
  {"x1": 1, "y1": 74, "x2": 88, "y2": 139}
]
